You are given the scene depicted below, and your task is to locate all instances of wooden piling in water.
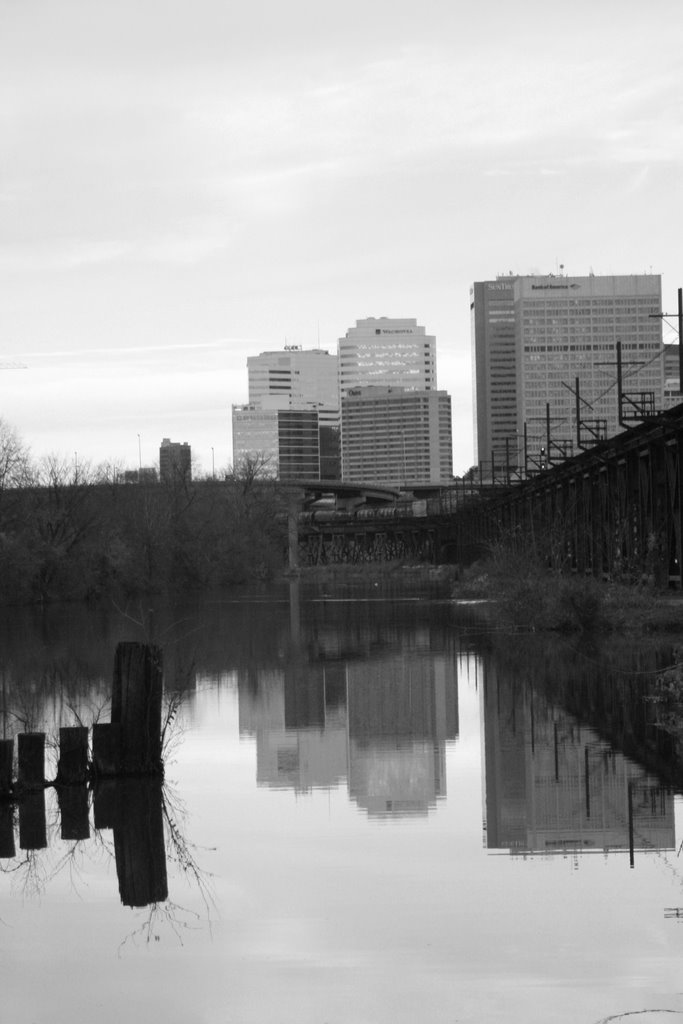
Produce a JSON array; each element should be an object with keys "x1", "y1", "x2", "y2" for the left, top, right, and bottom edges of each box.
[
  {"x1": 57, "y1": 726, "x2": 89, "y2": 785},
  {"x1": 17, "y1": 733, "x2": 45, "y2": 790},
  {"x1": 112, "y1": 642, "x2": 163, "y2": 775},
  {"x1": 0, "y1": 739, "x2": 13, "y2": 796}
]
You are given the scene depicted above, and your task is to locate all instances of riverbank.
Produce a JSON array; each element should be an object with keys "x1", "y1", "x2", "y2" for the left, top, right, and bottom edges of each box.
[
  {"x1": 454, "y1": 557, "x2": 683, "y2": 634},
  {"x1": 295, "y1": 561, "x2": 683, "y2": 634}
]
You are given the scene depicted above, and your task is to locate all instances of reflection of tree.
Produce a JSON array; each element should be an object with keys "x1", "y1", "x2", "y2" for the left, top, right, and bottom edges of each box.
[
  {"x1": 1, "y1": 847, "x2": 50, "y2": 899},
  {"x1": 116, "y1": 783, "x2": 215, "y2": 952},
  {"x1": 117, "y1": 900, "x2": 203, "y2": 952},
  {"x1": 0, "y1": 778, "x2": 215, "y2": 948},
  {"x1": 162, "y1": 784, "x2": 215, "y2": 921}
]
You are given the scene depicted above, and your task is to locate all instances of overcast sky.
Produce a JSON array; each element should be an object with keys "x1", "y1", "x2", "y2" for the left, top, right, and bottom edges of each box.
[{"x1": 1, "y1": 0, "x2": 681, "y2": 476}]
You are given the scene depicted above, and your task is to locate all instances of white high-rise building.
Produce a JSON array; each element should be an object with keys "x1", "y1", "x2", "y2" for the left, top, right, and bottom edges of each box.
[
  {"x1": 234, "y1": 345, "x2": 340, "y2": 481},
  {"x1": 339, "y1": 318, "x2": 437, "y2": 398},
  {"x1": 338, "y1": 317, "x2": 451, "y2": 487},
  {"x1": 248, "y1": 346, "x2": 339, "y2": 412},
  {"x1": 471, "y1": 273, "x2": 664, "y2": 469},
  {"x1": 341, "y1": 386, "x2": 452, "y2": 487}
]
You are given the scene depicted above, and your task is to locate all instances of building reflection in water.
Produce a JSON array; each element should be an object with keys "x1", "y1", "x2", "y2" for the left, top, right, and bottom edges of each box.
[
  {"x1": 482, "y1": 659, "x2": 675, "y2": 860},
  {"x1": 238, "y1": 654, "x2": 459, "y2": 818}
]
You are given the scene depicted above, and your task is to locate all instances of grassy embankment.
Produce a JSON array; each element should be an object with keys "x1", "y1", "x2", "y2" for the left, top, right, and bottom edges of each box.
[{"x1": 454, "y1": 540, "x2": 683, "y2": 634}]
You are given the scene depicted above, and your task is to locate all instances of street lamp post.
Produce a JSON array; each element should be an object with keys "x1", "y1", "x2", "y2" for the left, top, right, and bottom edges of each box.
[
  {"x1": 211, "y1": 447, "x2": 215, "y2": 479},
  {"x1": 137, "y1": 434, "x2": 142, "y2": 479}
]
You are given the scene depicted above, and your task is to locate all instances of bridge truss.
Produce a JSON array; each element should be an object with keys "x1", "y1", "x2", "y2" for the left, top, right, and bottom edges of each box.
[
  {"x1": 295, "y1": 403, "x2": 683, "y2": 585},
  {"x1": 482, "y1": 403, "x2": 683, "y2": 587}
]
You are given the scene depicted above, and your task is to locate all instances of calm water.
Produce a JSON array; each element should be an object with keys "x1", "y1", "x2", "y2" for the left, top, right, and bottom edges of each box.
[{"x1": 2, "y1": 581, "x2": 683, "y2": 1024}]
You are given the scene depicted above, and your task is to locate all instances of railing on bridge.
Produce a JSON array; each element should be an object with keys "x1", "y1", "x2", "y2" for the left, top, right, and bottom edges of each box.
[
  {"x1": 294, "y1": 403, "x2": 683, "y2": 584},
  {"x1": 478, "y1": 403, "x2": 683, "y2": 588}
]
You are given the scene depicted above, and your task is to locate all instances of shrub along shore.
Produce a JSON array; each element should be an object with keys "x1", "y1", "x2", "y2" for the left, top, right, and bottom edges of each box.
[
  {"x1": 0, "y1": 474, "x2": 287, "y2": 605},
  {"x1": 455, "y1": 541, "x2": 683, "y2": 634}
]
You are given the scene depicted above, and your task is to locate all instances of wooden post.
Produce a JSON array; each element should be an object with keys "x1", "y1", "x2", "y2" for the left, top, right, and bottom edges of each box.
[
  {"x1": 0, "y1": 738, "x2": 13, "y2": 796},
  {"x1": 18, "y1": 733, "x2": 45, "y2": 790},
  {"x1": 112, "y1": 643, "x2": 163, "y2": 774},
  {"x1": 57, "y1": 726, "x2": 89, "y2": 785}
]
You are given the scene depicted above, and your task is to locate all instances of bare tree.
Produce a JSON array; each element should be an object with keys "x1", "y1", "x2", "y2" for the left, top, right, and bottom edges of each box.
[
  {"x1": 0, "y1": 418, "x2": 32, "y2": 491},
  {"x1": 229, "y1": 452, "x2": 275, "y2": 496}
]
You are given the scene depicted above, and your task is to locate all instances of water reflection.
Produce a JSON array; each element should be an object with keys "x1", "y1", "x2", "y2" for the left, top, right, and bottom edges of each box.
[
  {"x1": 480, "y1": 640, "x2": 678, "y2": 861},
  {"x1": 239, "y1": 653, "x2": 459, "y2": 817},
  {"x1": 0, "y1": 779, "x2": 207, "y2": 915},
  {"x1": 98, "y1": 780, "x2": 168, "y2": 907},
  {"x1": 239, "y1": 590, "x2": 460, "y2": 817}
]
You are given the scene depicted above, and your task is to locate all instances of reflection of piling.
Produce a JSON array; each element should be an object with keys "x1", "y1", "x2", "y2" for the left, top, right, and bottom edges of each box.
[
  {"x1": 92, "y1": 723, "x2": 122, "y2": 778},
  {"x1": 57, "y1": 785, "x2": 90, "y2": 841},
  {"x1": 112, "y1": 642, "x2": 163, "y2": 775},
  {"x1": 0, "y1": 739, "x2": 12, "y2": 796},
  {"x1": 93, "y1": 780, "x2": 118, "y2": 830},
  {"x1": 0, "y1": 641, "x2": 170, "y2": 896},
  {"x1": 112, "y1": 779, "x2": 168, "y2": 907},
  {"x1": 57, "y1": 726, "x2": 89, "y2": 784},
  {"x1": 18, "y1": 733, "x2": 45, "y2": 790},
  {"x1": 0, "y1": 804, "x2": 15, "y2": 858},
  {"x1": 19, "y1": 791, "x2": 46, "y2": 850}
]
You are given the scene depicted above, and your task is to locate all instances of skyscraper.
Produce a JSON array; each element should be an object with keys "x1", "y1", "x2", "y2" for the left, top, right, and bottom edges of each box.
[
  {"x1": 471, "y1": 273, "x2": 663, "y2": 470},
  {"x1": 159, "y1": 438, "x2": 191, "y2": 484},
  {"x1": 233, "y1": 345, "x2": 340, "y2": 481},
  {"x1": 248, "y1": 346, "x2": 339, "y2": 410},
  {"x1": 341, "y1": 386, "x2": 452, "y2": 486},
  {"x1": 338, "y1": 317, "x2": 450, "y2": 486},
  {"x1": 231, "y1": 402, "x2": 322, "y2": 482},
  {"x1": 339, "y1": 317, "x2": 436, "y2": 398}
]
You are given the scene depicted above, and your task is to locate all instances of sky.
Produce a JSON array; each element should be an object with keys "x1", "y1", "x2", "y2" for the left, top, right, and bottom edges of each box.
[{"x1": 1, "y1": 0, "x2": 682, "y2": 477}]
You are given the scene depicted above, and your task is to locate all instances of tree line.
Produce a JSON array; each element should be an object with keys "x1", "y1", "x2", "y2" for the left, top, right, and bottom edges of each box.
[{"x1": 0, "y1": 421, "x2": 287, "y2": 605}]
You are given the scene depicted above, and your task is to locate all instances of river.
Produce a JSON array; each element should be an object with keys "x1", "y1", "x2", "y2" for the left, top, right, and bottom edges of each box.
[{"x1": 1, "y1": 578, "x2": 682, "y2": 1024}]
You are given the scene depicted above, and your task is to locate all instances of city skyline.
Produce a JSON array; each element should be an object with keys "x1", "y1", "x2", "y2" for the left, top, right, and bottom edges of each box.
[{"x1": 2, "y1": 0, "x2": 682, "y2": 476}]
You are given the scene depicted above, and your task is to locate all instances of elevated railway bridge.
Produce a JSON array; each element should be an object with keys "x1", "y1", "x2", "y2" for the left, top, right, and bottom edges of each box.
[{"x1": 293, "y1": 403, "x2": 683, "y2": 587}]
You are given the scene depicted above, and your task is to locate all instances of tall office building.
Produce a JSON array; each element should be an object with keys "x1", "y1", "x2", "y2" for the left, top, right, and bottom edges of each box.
[
  {"x1": 663, "y1": 343, "x2": 681, "y2": 410},
  {"x1": 232, "y1": 402, "x2": 322, "y2": 482},
  {"x1": 248, "y1": 346, "x2": 339, "y2": 410},
  {"x1": 339, "y1": 317, "x2": 436, "y2": 398},
  {"x1": 159, "y1": 438, "x2": 191, "y2": 483},
  {"x1": 339, "y1": 317, "x2": 450, "y2": 487},
  {"x1": 341, "y1": 386, "x2": 452, "y2": 486},
  {"x1": 471, "y1": 274, "x2": 663, "y2": 469},
  {"x1": 234, "y1": 345, "x2": 340, "y2": 481}
]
